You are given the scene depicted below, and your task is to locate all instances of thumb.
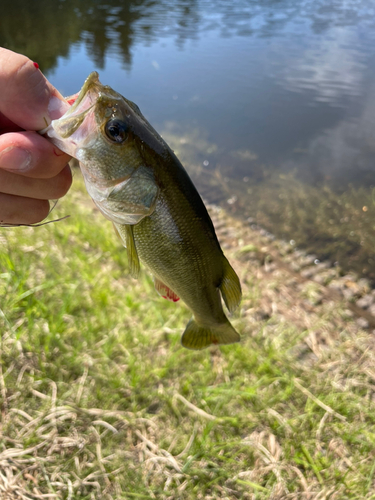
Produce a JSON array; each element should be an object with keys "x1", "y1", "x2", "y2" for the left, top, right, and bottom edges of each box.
[{"x1": 0, "y1": 48, "x2": 70, "y2": 131}]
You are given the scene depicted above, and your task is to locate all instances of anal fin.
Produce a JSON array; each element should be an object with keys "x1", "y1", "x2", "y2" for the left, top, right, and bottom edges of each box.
[
  {"x1": 154, "y1": 278, "x2": 180, "y2": 302},
  {"x1": 219, "y1": 258, "x2": 242, "y2": 313}
]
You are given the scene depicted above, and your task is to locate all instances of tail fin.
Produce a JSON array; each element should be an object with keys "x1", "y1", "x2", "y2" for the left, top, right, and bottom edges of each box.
[{"x1": 181, "y1": 318, "x2": 240, "y2": 350}]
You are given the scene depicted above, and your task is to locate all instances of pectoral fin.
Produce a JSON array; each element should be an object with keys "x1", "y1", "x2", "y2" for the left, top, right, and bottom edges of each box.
[
  {"x1": 154, "y1": 278, "x2": 180, "y2": 302},
  {"x1": 112, "y1": 223, "x2": 122, "y2": 243},
  {"x1": 114, "y1": 223, "x2": 140, "y2": 278},
  {"x1": 219, "y1": 258, "x2": 242, "y2": 313}
]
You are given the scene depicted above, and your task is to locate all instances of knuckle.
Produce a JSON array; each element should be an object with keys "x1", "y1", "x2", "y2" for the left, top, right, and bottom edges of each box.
[
  {"x1": 12, "y1": 58, "x2": 39, "y2": 90},
  {"x1": 16, "y1": 57, "x2": 35, "y2": 77},
  {"x1": 11, "y1": 58, "x2": 50, "y2": 112}
]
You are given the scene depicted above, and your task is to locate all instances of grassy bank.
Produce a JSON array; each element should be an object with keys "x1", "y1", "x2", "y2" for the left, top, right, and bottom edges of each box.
[{"x1": 1, "y1": 172, "x2": 375, "y2": 499}]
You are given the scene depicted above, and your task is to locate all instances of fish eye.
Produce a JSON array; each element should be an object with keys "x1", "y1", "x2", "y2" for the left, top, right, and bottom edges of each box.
[{"x1": 105, "y1": 119, "x2": 128, "y2": 143}]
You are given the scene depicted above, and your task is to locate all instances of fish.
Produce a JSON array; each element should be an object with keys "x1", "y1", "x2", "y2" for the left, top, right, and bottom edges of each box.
[{"x1": 40, "y1": 72, "x2": 242, "y2": 349}]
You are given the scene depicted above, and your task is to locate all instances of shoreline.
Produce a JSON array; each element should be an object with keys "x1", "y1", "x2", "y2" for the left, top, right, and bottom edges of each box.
[{"x1": 209, "y1": 203, "x2": 375, "y2": 334}]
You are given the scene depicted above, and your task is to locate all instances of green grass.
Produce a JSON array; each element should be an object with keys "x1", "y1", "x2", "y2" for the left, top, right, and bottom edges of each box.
[{"x1": 1, "y1": 172, "x2": 375, "y2": 499}]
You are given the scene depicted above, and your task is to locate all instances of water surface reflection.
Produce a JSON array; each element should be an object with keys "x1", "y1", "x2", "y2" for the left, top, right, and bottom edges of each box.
[{"x1": 2, "y1": 0, "x2": 375, "y2": 279}]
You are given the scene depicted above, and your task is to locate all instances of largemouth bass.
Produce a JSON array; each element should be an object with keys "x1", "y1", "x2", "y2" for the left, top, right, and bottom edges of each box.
[{"x1": 40, "y1": 72, "x2": 242, "y2": 349}]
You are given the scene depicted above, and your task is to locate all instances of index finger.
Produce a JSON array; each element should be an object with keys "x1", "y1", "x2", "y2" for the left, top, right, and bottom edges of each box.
[{"x1": 0, "y1": 48, "x2": 70, "y2": 131}]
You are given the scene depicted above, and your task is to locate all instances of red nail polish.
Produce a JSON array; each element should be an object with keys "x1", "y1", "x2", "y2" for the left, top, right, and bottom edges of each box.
[{"x1": 33, "y1": 62, "x2": 39, "y2": 69}]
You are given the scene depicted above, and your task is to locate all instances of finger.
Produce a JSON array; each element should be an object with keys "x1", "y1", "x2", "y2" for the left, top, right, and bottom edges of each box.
[
  {"x1": 0, "y1": 131, "x2": 70, "y2": 178},
  {"x1": 0, "y1": 48, "x2": 70, "y2": 131},
  {"x1": 0, "y1": 164, "x2": 72, "y2": 200},
  {"x1": 0, "y1": 110, "x2": 23, "y2": 134},
  {"x1": 0, "y1": 193, "x2": 50, "y2": 225}
]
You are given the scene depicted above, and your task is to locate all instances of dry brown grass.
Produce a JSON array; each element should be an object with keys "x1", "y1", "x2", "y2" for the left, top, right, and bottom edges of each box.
[{"x1": 1, "y1": 178, "x2": 375, "y2": 499}]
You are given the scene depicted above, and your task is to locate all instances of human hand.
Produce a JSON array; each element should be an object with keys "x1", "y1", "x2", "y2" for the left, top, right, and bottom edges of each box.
[{"x1": 0, "y1": 48, "x2": 72, "y2": 225}]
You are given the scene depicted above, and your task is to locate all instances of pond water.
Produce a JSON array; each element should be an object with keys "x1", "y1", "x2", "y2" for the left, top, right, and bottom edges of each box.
[{"x1": 2, "y1": 0, "x2": 375, "y2": 280}]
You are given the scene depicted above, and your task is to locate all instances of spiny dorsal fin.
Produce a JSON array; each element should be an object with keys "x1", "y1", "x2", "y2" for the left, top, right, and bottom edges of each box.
[
  {"x1": 181, "y1": 318, "x2": 240, "y2": 350},
  {"x1": 219, "y1": 258, "x2": 242, "y2": 313},
  {"x1": 114, "y1": 223, "x2": 140, "y2": 279}
]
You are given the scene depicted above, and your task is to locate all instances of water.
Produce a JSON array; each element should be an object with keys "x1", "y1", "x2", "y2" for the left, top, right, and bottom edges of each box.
[{"x1": 2, "y1": 0, "x2": 375, "y2": 279}]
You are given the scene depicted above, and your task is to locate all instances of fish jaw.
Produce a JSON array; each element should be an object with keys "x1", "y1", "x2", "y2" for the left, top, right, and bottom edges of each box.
[
  {"x1": 40, "y1": 72, "x2": 159, "y2": 226},
  {"x1": 39, "y1": 72, "x2": 242, "y2": 350},
  {"x1": 39, "y1": 72, "x2": 100, "y2": 157}
]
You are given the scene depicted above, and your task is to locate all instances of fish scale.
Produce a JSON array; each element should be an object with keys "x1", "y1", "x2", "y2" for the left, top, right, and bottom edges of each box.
[{"x1": 40, "y1": 71, "x2": 242, "y2": 349}]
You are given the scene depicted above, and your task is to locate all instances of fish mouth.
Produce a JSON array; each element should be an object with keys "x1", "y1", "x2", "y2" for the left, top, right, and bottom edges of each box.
[
  {"x1": 47, "y1": 71, "x2": 101, "y2": 139},
  {"x1": 68, "y1": 72, "x2": 100, "y2": 114},
  {"x1": 39, "y1": 72, "x2": 102, "y2": 157}
]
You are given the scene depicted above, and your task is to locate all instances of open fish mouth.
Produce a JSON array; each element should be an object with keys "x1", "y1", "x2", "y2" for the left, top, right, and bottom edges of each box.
[
  {"x1": 56, "y1": 72, "x2": 100, "y2": 135},
  {"x1": 39, "y1": 72, "x2": 101, "y2": 156}
]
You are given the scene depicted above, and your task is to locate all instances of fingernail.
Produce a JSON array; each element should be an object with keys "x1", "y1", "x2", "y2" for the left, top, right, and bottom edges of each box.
[
  {"x1": 0, "y1": 147, "x2": 32, "y2": 172},
  {"x1": 48, "y1": 95, "x2": 70, "y2": 120}
]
